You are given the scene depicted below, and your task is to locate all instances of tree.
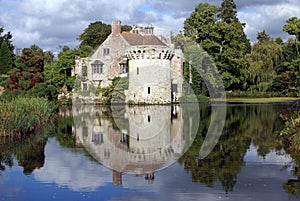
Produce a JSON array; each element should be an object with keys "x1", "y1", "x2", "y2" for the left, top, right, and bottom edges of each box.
[
  {"x1": 283, "y1": 17, "x2": 300, "y2": 41},
  {"x1": 43, "y1": 51, "x2": 55, "y2": 65},
  {"x1": 257, "y1": 30, "x2": 271, "y2": 43},
  {"x1": 0, "y1": 27, "x2": 14, "y2": 55},
  {"x1": 218, "y1": 0, "x2": 238, "y2": 23},
  {"x1": 273, "y1": 17, "x2": 300, "y2": 95},
  {"x1": 6, "y1": 45, "x2": 44, "y2": 90},
  {"x1": 44, "y1": 46, "x2": 93, "y2": 91},
  {"x1": 184, "y1": 0, "x2": 251, "y2": 90},
  {"x1": 0, "y1": 41, "x2": 13, "y2": 74},
  {"x1": 247, "y1": 31, "x2": 283, "y2": 91}
]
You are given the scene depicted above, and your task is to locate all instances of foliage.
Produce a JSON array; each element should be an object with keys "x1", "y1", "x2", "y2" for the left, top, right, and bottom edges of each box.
[
  {"x1": 0, "y1": 41, "x2": 13, "y2": 74},
  {"x1": 98, "y1": 77, "x2": 128, "y2": 105},
  {"x1": 26, "y1": 83, "x2": 58, "y2": 102},
  {"x1": 0, "y1": 97, "x2": 57, "y2": 136},
  {"x1": 184, "y1": 1, "x2": 251, "y2": 90},
  {"x1": 44, "y1": 46, "x2": 93, "y2": 92},
  {"x1": 5, "y1": 45, "x2": 44, "y2": 91},
  {"x1": 246, "y1": 30, "x2": 283, "y2": 91},
  {"x1": 283, "y1": 17, "x2": 300, "y2": 41},
  {"x1": 0, "y1": 27, "x2": 14, "y2": 60}
]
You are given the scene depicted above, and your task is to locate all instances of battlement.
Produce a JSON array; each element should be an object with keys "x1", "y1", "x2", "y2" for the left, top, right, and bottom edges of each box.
[{"x1": 126, "y1": 46, "x2": 174, "y2": 60}]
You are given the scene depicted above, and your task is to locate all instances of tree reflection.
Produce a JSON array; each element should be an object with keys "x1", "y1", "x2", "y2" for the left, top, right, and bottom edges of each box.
[
  {"x1": 179, "y1": 104, "x2": 286, "y2": 193},
  {"x1": 246, "y1": 105, "x2": 285, "y2": 158},
  {"x1": 0, "y1": 125, "x2": 51, "y2": 174}
]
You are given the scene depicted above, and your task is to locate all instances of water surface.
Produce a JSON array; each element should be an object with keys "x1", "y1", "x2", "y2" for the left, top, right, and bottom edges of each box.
[{"x1": 0, "y1": 103, "x2": 299, "y2": 201}]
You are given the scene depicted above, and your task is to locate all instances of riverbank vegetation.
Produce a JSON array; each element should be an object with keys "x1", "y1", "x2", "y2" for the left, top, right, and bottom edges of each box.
[{"x1": 0, "y1": 97, "x2": 56, "y2": 136}]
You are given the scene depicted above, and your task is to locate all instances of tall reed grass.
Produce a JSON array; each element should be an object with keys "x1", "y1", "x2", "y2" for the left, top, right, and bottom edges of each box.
[{"x1": 0, "y1": 97, "x2": 56, "y2": 136}]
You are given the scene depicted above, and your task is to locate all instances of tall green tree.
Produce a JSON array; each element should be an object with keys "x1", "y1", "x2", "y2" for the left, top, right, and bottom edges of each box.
[
  {"x1": 272, "y1": 17, "x2": 300, "y2": 95},
  {"x1": 0, "y1": 41, "x2": 13, "y2": 74},
  {"x1": 184, "y1": 0, "x2": 251, "y2": 90},
  {"x1": 218, "y1": 0, "x2": 238, "y2": 23},
  {"x1": 0, "y1": 27, "x2": 14, "y2": 55}
]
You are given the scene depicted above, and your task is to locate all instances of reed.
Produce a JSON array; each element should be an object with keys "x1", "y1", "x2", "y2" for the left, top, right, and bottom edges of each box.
[{"x1": 0, "y1": 97, "x2": 56, "y2": 136}]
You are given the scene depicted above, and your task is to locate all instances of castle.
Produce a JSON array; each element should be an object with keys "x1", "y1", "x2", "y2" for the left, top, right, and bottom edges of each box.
[{"x1": 74, "y1": 20, "x2": 184, "y2": 104}]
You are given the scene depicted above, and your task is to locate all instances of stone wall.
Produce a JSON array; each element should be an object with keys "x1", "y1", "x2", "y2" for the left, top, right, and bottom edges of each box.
[{"x1": 126, "y1": 46, "x2": 174, "y2": 104}]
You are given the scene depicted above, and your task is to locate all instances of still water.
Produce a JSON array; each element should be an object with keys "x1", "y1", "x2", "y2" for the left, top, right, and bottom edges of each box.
[{"x1": 0, "y1": 103, "x2": 300, "y2": 201}]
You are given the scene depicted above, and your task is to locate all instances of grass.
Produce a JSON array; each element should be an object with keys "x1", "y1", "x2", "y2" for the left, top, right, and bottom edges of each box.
[
  {"x1": 212, "y1": 97, "x2": 300, "y2": 103},
  {"x1": 0, "y1": 97, "x2": 57, "y2": 136}
]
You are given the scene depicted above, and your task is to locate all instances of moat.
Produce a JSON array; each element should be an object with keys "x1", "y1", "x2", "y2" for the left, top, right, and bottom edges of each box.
[{"x1": 0, "y1": 103, "x2": 300, "y2": 201}]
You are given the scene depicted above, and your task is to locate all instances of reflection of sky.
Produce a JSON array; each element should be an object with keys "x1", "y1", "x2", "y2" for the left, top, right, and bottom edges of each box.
[
  {"x1": 34, "y1": 138, "x2": 112, "y2": 192},
  {"x1": 1, "y1": 139, "x2": 299, "y2": 201},
  {"x1": 244, "y1": 144, "x2": 293, "y2": 165}
]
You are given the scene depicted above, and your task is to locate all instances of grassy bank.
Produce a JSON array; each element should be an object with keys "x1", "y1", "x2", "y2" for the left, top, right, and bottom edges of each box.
[
  {"x1": 0, "y1": 97, "x2": 57, "y2": 136},
  {"x1": 224, "y1": 97, "x2": 300, "y2": 103}
]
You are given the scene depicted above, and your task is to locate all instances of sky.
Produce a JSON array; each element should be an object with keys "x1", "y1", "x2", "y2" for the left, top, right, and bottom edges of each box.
[{"x1": 0, "y1": 0, "x2": 300, "y2": 53}]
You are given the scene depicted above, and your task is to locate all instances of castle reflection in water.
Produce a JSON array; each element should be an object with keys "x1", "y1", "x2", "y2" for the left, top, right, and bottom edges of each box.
[{"x1": 72, "y1": 104, "x2": 200, "y2": 185}]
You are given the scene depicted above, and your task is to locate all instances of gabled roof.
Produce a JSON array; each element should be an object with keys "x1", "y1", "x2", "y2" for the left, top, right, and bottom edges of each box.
[
  {"x1": 92, "y1": 60, "x2": 104, "y2": 64},
  {"x1": 121, "y1": 32, "x2": 166, "y2": 46}
]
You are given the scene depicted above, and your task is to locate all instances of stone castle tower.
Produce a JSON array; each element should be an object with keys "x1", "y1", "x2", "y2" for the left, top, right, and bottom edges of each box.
[{"x1": 126, "y1": 46, "x2": 174, "y2": 104}]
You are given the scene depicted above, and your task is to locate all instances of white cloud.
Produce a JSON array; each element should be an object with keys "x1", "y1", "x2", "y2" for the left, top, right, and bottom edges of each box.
[
  {"x1": 238, "y1": 1, "x2": 300, "y2": 42},
  {"x1": 0, "y1": 0, "x2": 300, "y2": 51}
]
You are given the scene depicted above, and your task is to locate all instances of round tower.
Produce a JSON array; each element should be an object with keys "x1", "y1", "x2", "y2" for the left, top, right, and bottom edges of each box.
[{"x1": 126, "y1": 46, "x2": 174, "y2": 104}]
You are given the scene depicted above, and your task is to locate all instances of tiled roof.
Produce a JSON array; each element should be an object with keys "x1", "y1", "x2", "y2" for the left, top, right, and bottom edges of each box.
[{"x1": 121, "y1": 32, "x2": 166, "y2": 46}]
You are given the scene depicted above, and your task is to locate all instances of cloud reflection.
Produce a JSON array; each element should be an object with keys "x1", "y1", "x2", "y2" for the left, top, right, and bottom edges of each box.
[{"x1": 34, "y1": 138, "x2": 112, "y2": 192}]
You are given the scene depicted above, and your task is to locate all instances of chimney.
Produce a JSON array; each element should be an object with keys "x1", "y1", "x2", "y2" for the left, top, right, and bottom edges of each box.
[{"x1": 112, "y1": 20, "x2": 121, "y2": 35}]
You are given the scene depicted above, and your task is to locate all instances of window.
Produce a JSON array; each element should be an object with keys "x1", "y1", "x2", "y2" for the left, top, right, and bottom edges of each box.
[
  {"x1": 148, "y1": 115, "x2": 151, "y2": 122},
  {"x1": 82, "y1": 126, "x2": 88, "y2": 139},
  {"x1": 82, "y1": 66, "x2": 87, "y2": 76},
  {"x1": 92, "y1": 133, "x2": 103, "y2": 144},
  {"x1": 137, "y1": 67, "x2": 139, "y2": 75},
  {"x1": 82, "y1": 83, "x2": 88, "y2": 91},
  {"x1": 120, "y1": 63, "x2": 128, "y2": 74},
  {"x1": 104, "y1": 149, "x2": 110, "y2": 159},
  {"x1": 103, "y1": 48, "x2": 110, "y2": 56},
  {"x1": 92, "y1": 64, "x2": 103, "y2": 74},
  {"x1": 171, "y1": 84, "x2": 178, "y2": 93},
  {"x1": 148, "y1": 87, "x2": 150, "y2": 94}
]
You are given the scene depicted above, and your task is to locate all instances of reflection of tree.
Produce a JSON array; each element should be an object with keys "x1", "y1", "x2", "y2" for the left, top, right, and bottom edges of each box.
[
  {"x1": 179, "y1": 104, "x2": 294, "y2": 193},
  {"x1": 52, "y1": 110, "x2": 75, "y2": 148},
  {"x1": 179, "y1": 105, "x2": 251, "y2": 193},
  {"x1": 245, "y1": 105, "x2": 285, "y2": 158},
  {"x1": 0, "y1": 124, "x2": 52, "y2": 174},
  {"x1": 280, "y1": 102, "x2": 300, "y2": 196}
]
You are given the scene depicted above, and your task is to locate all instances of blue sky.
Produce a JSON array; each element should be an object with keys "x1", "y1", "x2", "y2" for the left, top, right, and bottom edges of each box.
[{"x1": 0, "y1": 0, "x2": 299, "y2": 52}]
